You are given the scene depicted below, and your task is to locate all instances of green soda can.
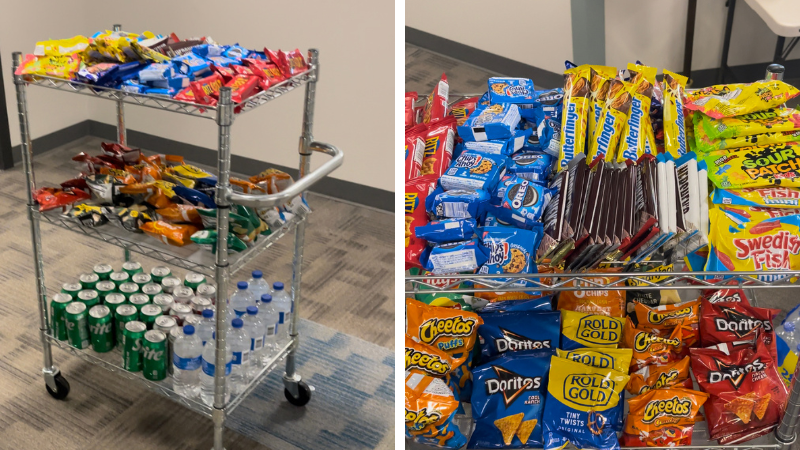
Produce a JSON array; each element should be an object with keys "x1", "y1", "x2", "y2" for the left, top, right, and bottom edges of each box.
[
  {"x1": 160, "y1": 276, "x2": 182, "y2": 294},
  {"x1": 153, "y1": 293, "x2": 174, "y2": 314},
  {"x1": 65, "y1": 302, "x2": 90, "y2": 350},
  {"x1": 95, "y1": 281, "x2": 116, "y2": 302},
  {"x1": 142, "y1": 330, "x2": 167, "y2": 381},
  {"x1": 184, "y1": 273, "x2": 206, "y2": 290},
  {"x1": 88, "y1": 304, "x2": 115, "y2": 353},
  {"x1": 105, "y1": 293, "x2": 127, "y2": 309},
  {"x1": 140, "y1": 304, "x2": 162, "y2": 329},
  {"x1": 150, "y1": 266, "x2": 171, "y2": 284},
  {"x1": 122, "y1": 261, "x2": 143, "y2": 277},
  {"x1": 93, "y1": 263, "x2": 113, "y2": 281},
  {"x1": 77, "y1": 289, "x2": 100, "y2": 310},
  {"x1": 61, "y1": 282, "x2": 82, "y2": 297},
  {"x1": 110, "y1": 271, "x2": 130, "y2": 288},
  {"x1": 129, "y1": 294, "x2": 150, "y2": 313},
  {"x1": 115, "y1": 304, "x2": 138, "y2": 345},
  {"x1": 50, "y1": 293, "x2": 73, "y2": 341},
  {"x1": 122, "y1": 321, "x2": 146, "y2": 372},
  {"x1": 142, "y1": 283, "x2": 163, "y2": 300},
  {"x1": 119, "y1": 282, "x2": 139, "y2": 299},
  {"x1": 132, "y1": 272, "x2": 152, "y2": 288},
  {"x1": 79, "y1": 273, "x2": 99, "y2": 290}
]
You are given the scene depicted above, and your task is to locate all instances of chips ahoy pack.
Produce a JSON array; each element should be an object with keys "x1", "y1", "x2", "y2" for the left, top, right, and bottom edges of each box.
[
  {"x1": 458, "y1": 104, "x2": 521, "y2": 142},
  {"x1": 440, "y1": 151, "x2": 507, "y2": 192},
  {"x1": 488, "y1": 77, "x2": 536, "y2": 105}
]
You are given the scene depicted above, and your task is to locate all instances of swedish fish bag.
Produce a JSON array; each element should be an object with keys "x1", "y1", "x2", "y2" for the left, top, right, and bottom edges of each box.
[
  {"x1": 561, "y1": 310, "x2": 624, "y2": 350},
  {"x1": 542, "y1": 356, "x2": 630, "y2": 450},
  {"x1": 558, "y1": 65, "x2": 591, "y2": 171},
  {"x1": 685, "y1": 79, "x2": 800, "y2": 119}
]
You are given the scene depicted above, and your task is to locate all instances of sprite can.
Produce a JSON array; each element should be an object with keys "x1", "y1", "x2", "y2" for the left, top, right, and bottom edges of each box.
[
  {"x1": 65, "y1": 302, "x2": 90, "y2": 350},
  {"x1": 77, "y1": 289, "x2": 100, "y2": 309},
  {"x1": 110, "y1": 271, "x2": 130, "y2": 288},
  {"x1": 132, "y1": 272, "x2": 152, "y2": 288},
  {"x1": 196, "y1": 283, "x2": 217, "y2": 304},
  {"x1": 122, "y1": 321, "x2": 146, "y2": 372},
  {"x1": 122, "y1": 261, "x2": 143, "y2": 276},
  {"x1": 142, "y1": 283, "x2": 163, "y2": 300},
  {"x1": 142, "y1": 330, "x2": 167, "y2": 381},
  {"x1": 150, "y1": 266, "x2": 171, "y2": 284},
  {"x1": 153, "y1": 293, "x2": 175, "y2": 314},
  {"x1": 79, "y1": 273, "x2": 100, "y2": 290},
  {"x1": 50, "y1": 293, "x2": 73, "y2": 341},
  {"x1": 129, "y1": 294, "x2": 150, "y2": 313},
  {"x1": 88, "y1": 305, "x2": 115, "y2": 352},
  {"x1": 95, "y1": 281, "x2": 116, "y2": 302},
  {"x1": 119, "y1": 282, "x2": 139, "y2": 299},
  {"x1": 115, "y1": 304, "x2": 138, "y2": 345},
  {"x1": 105, "y1": 293, "x2": 127, "y2": 309},
  {"x1": 184, "y1": 273, "x2": 206, "y2": 290},
  {"x1": 172, "y1": 286, "x2": 194, "y2": 305},
  {"x1": 93, "y1": 263, "x2": 113, "y2": 281},
  {"x1": 160, "y1": 276, "x2": 182, "y2": 294},
  {"x1": 61, "y1": 282, "x2": 82, "y2": 297},
  {"x1": 140, "y1": 304, "x2": 163, "y2": 329}
]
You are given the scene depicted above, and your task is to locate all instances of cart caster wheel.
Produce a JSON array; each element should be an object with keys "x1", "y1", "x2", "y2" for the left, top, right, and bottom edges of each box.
[
  {"x1": 284, "y1": 381, "x2": 311, "y2": 407},
  {"x1": 46, "y1": 374, "x2": 70, "y2": 400}
]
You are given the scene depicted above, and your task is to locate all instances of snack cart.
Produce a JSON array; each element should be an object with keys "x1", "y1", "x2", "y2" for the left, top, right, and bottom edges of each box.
[{"x1": 12, "y1": 25, "x2": 343, "y2": 450}]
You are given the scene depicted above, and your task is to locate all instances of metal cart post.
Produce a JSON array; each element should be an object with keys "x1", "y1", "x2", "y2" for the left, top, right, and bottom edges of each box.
[{"x1": 113, "y1": 24, "x2": 132, "y2": 264}]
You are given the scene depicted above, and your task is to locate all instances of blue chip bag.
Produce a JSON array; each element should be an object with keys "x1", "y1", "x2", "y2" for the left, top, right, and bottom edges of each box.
[
  {"x1": 423, "y1": 238, "x2": 489, "y2": 274},
  {"x1": 508, "y1": 151, "x2": 554, "y2": 184},
  {"x1": 464, "y1": 128, "x2": 533, "y2": 156},
  {"x1": 491, "y1": 175, "x2": 554, "y2": 229},
  {"x1": 406, "y1": 375, "x2": 468, "y2": 449},
  {"x1": 458, "y1": 104, "x2": 521, "y2": 142},
  {"x1": 488, "y1": 77, "x2": 536, "y2": 104},
  {"x1": 479, "y1": 296, "x2": 553, "y2": 314},
  {"x1": 427, "y1": 186, "x2": 490, "y2": 219},
  {"x1": 414, "y1": 218, "x2": 477, "y2": 244},
  {"x1": 469, "y1": 351, "x2": 551, "y2": 449},
  {"x1": 138, "y1": 63, "x2": 173, "y2": 82},
  {"x1": 440, "y1": 151, "x2": 507, "y2": 192},
  {"x1": 478, "y1": 311, "x2": 561, "y2": 362},
  {"x1": 173, "y1": 185, "x2": 216, "y2": 208}
]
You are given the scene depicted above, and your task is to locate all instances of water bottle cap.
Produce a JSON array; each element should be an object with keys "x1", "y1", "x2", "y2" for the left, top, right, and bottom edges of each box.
[
  {"x1": 183, "y1": 324, "x2": 195, "y2": 335},
  {"x1": 786, "y1": 322, "x2": 796, "y2": 332},
  {"x1": 273, "y1": 282, "x2": 284, "y2": 290},
  {"x1": 247, "y1": 305, "x2": 259, "y2": 315},
  {"x1": 237, "y1": 281, "x2": 248, "y2": 290},
  {"x1": 232, "y1": 318, "x2": 244, "y2": 328},
  {"x1": 202, "y1": 309, "x2": 214, "y2": 318},
  {"x1": 261, "y1": 294, "x2": 272, "y2": 303},
  {"x1": 252, "y1": 270, "x2": 262, "y2": 279}
]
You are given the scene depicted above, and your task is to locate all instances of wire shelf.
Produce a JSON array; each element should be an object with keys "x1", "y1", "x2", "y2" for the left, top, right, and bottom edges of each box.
[
  {"x1": 36, "y1": 206, "x2": 306, "y2": 277},
  {"x1": 46, "y1": 333, "x2": 293, "y2": 418},
  {"x1": 22, "y1": 68, "x2": 315, "y2": 120}
]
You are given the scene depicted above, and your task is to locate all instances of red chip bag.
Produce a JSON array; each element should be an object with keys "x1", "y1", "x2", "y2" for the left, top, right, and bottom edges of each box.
[
  {"x1": 700, "y1": 299, "x2": 780, "y2": 362},
  {"x1": 405, "y1": 124, "x2": 427, "y2": 181},
  {"x1": 405, "y1": 176, "x2": 438, "y2": 270},
  {"x1": 279, "y1": 49, "x2": 308, "y2": 76},
  {"x1": 423, "y1": 73, "x2": 449, "y2": 124},
  {"x1": 405, "y1": 92, "x2": 418, "y2": 128},
  {"x1": 34, "y1": 187, "x2": 91, "y2": 212},
  {"x1": 701, "y1": 288, "x2": 752, "y2": 306},
  {"x1": 448, "y1": 96, "x2": 480, "y2": 126},
  {"x1": 691, "y1": 339, "x2": 788, "y2": 444},
  {"x1": 419, "y1": 117, "x2": 456, "y2": 178}
]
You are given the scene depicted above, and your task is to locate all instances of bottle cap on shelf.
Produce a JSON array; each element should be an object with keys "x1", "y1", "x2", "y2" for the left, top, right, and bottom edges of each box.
[
  {"x1": 202, "y1": 309, "x2": 214, "y2": 318},
  {"x1": 252, "y1": 270, "x2": 262, "y2": 279},
  {"x1": 247, "y1": 306, "x2": 259, "y2": 315},
  {"x1": 184, "y1": 324, "x2": 195, "y2": 335},
  {"x1": 237, "y1": 281, "x2": 248, "y2": 290},
  {"x1": 261, "y1": 294, "x2": 272, "y2": 303},
  {"x1": 232, "y1": 318, "x2": 243, "y2": 328},
  {"x1": 786, "y1": 322, "x2": 796, "y2": 332},
  {"x1": 273, "y1": 282, "x2": 284, "y2": 291}
]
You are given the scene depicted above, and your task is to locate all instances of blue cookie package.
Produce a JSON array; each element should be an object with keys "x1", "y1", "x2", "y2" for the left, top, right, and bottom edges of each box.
[
  {"x1": 458, "y1": 103, "x2": 521, "y2": 142},
  {"x1": 535, "y1": 88, "x2": 565, "y2": 122},
  {"x1": 138, "y1": 63, "x2": 174, "y2": 82},
  {"x1": 172, "y1": 53, "x2": 212, "y2": 77},
  {"x1": 426, "y1": 186, "x2": 490, "y2": 219},
  {"x1": 492, "y1": 175, "x2": 554, "y2": 228},
  {"x1": 488, "y1": 77, "x2": 536, "y2": 104},
  {"x1": 414, "y1": 218, "x2": 477, "y2": 243},
  {"x1": 422, "y1": 238, "x2": 489, "y2": 274},
  {"x1": 440, "y1": 151, "x2": 507, "y2": 192},
  {"x1": 483, "y1": 212, "x2": 515, "y2": 228},
  {"x1": 478, "y1": 227, "x2": 539, "y2": 275},
  {"x1": 507, "y1": 151, "x2": 554, "y2": 184},
  {"x1": 477, "y1": 310, "x2": 561, "y2": 363},
  {"x1": 464, "y1": 128, "x2": 533, "y2": 156}
]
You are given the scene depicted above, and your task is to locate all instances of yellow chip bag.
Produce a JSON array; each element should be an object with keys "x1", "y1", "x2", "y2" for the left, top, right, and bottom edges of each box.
[
  {"x1": 712, "y1": 186, "x2": 800, "y2": 208},
  {"x1": 617, "y1": 63, "x2": 657, "y2": 164},
  {"x1": 586, "y1": 79, "x2": 633, "y2": 165},
  {"x1": 587, "y1": 66, "x2": 617, "y2": 143},
  {"x1": 685, "y1": 79, "x2": 800, "y2": 119},
  {"x1": 696, "y1": 129, "x2": 800, "y2": 154},
  {"x1": 663, "y1": 70, "x2": 689, "y2": 158},
  {"x1": 560, "y1": 310, "x2": 625, "y2": 350},
  {"x1": 556, "y1": 348, "x2": 633, "y2": 373},
  {"x1": 702, "y1": 142, "x2": 800, "y2": 189},
  {"x1": 558, "y1": 65, "x2": 591, "y2": 171},
  {"x1": 698, "y1": 107, "x2": 800, "y2": 142}
]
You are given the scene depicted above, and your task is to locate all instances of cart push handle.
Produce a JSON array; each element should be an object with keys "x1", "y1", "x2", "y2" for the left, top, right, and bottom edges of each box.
[{"x1": 226, "y1": 141, "x2": 343, "y2": 208}]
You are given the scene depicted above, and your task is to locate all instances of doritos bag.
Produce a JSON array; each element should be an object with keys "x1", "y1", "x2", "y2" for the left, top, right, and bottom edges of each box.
[
  {"x1": 405, "y1": 335, "x2": 453, "y2": 378},
  {"x1": 542, "y1": 356, "x2": 630, "y2": 450},
  {"x1": 691, "y1": 339, "x2": 789, "y2": 444},
  {"x1": 701, "y1": 288, "x2": 752, "y2": 306},
  {"x1": 557, "y1": 269, "x2": 626, "y2": 317},
  {"x1": 406, "y1": 298, "x2": 482, "y2": 369},
  {"x1": 469, "y1": 351, "x2": 551, "y2": 448},
  {"x1": 626, "y1": 356, "x2": 692, "y2": 395},
  {"x1": 561, "y1": 310, "x2": 624, "y2": 350},
  {"x1": 699, "y1": 298, "x2": 780, "y2": 362},
  {"x1": 405, "y1": 375, "x2": 467, "y2": 449},
  {"x1": 621, "y1": 387, "x2": 709, "y2": 447},
  {"x1": 478, "y1": 311, "x2": 560, "y2": 362},
  {"x1": 621, "y1": 318, "x2": 684, "y2": 371}
]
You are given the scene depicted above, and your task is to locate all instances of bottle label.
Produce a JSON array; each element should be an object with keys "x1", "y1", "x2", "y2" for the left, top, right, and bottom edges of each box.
[
  {"x1": 266, "y1": 325, "x2": 276, "y2": 336},
  {"x1": 251, "y1": 337, "x2": 264, "y2": 351},
  {"x1": 232, "y1": 350, "x2": 250, "y2": 365},
  {"x1": 174, "y1": 355, "x2": 201, "y2": 371},
  {"x1": 202, "y1": 358, "x2": 233, "y2": 376}
]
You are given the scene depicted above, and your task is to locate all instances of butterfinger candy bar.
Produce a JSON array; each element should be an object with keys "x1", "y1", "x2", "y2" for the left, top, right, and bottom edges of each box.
[
  {"x1": 685, "y1": 79, "x2": 800, "y2": 119},
  {"x1": 618, "y1": 63, "x2": 656, "y2": 164},
  {"x1": 557, "y1": 65, "x2": 591, "y2": 171},
  {"x1": 189, "y1": 72, "x2": 223, "y2": 106},
  {"x1": 587, "y1": 80, "x2": 633, "y2": 166},
  {"x1": 663, "y1": 70, "x2": 689, "y2": 158},
  {"x1": 587, "y1": 66, "x2": 617, "y2": 144}
]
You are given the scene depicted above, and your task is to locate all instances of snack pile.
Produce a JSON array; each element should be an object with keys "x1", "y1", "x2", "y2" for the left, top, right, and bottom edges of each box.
[
  {"x1": 16, "y1": 31, "x2": 308, "y2": 106},
  {"x1": 35, "y1": 142, "x2": 307, "y2": 253},
  {"x1": 405, "y1": 63, "x2": 797, "y2": 449}
]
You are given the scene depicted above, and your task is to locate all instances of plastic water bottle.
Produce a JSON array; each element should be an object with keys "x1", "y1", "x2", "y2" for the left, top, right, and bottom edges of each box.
[
  {"x1": 785, "y1": 307, "x2": 800, "y2": 330},
  {"x1": 779, "y1": 322, "x2": 798, "y2": 351},
  {"x1": 173, "y1": 324, "x2": 202, "y2": 399},
  {"x1": 229, "y1": 281, "x2": 255, "y2": 318},
  {"x1": 229, "y1": 318, "x2": 251, "y2": 394},
  {"x1": 200, "y1": 331, "x2": 232, "y2": 406},
  {"x1": 197, "y1": 309, "x2": 215, "y2": 346},
  {"x1": 248, "y1": 270, "x2": 271, "y2": 305},
  {"x1": 257, "y1": 295, "x2": 279, "y2": 360},
  {"x1": 243, "y1": 305, "x2": 268, "y2": 378},
  {"x1": 272, "y1": 282, "x2": 292, "y2": 345}
]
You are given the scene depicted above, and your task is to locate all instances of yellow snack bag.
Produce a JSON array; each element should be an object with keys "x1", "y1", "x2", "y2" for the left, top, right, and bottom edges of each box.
[
  {"x1": 643, "y1": 114, "x2": 657, "y2": 156},
  {"x1": 712, "y1": 186, "x2": 800, "y2": 208},
  {"x1": 587, "y1": 66, "x2": 617, "y2": 143},
  {"x1": 701, "y1": 142, "x2": 800, "y2": 189},
  {"x1": 696, "y1": 129, "x2": 800, "y2": 154},
  {"x1": 586, "y1": 79, "x2": 633, "y2": 165},
  {"x1": 699, "y1": 107, "x2": 800, "y2": 141},
  {"x1": 16, "y1": 54, "x2": 82, "y2": 79},
  {"x1": 558, "y1": 65, "x2": 591, "y2": 171},
  {"x1": 34, "y1": 36, "x2": 90, "y2": 57},
  {"x1": 618, "y1": 63, "x2": 657, "y2": 164},
  {"x1": 685, "y1": 80, "x2": 800, "y2": 119},
  {"x1": 555, "y1": 348, "x2": 633, "y2": 373},
  {"x1": 560, "y1": 310, "x2": 625, "y2": 350},
  {"x1": 663, "y1": 70, "x2": 689, "y2": 158}
]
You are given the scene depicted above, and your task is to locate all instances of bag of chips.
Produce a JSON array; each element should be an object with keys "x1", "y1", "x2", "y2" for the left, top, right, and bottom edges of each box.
[
  {"x1": 626, "y1": 355, "x2": 692, "y2": 395},
  {"x1": 423, "y1": 73, "x2": 449, "y2": 125},
  {"x1": 405, "y1": 335, "x2": 453, "y2": 378},
  {"x1": 557, "y1": 269, "x2": 626, "y2": 317},
  {"x1": 155, "y1": 204, "x2": 202, "y2": 225},
  {"x1": 621, "y1": 318, "x2": 684, "y2": 371},
  {"x1": 561, "y1": 310, "x2": 625, "y2": 350},
  {"x1": 699, "y1": 298, "x2": 780, "y2": 362},
  {"x1": 633, "y1": 299, "x2": 700, "y2": 347},
  {"x1": 555, "y1": 348, "x2": 633, "y2": 373},
  {"x1": 405, "y1": 175, "x2": 438, "y2": 269},
  {"x1": 701, "y1": 288, "x2": 752, "y2": 306},
  {"x1": 477, "y1": 310, "x2": 560, "y2": 362},
  {"x1": 140, "y1": 221, "x2": 197, "y2": 246},
  {"x1": 479, "y1": 297, "x2": 553, "y2": 314},
  {"x1": 406, "y1": 298, "x2": 482, "y2": 369},
  {"x1": 405, "y1": 374, "x2": 467, "y2": 449},
  {"x1": 685, "y1": 80, "x2": 800, "y2": 119},
  {"x1": 621, "y1": 387, "x2": 709, "y2": 447}
]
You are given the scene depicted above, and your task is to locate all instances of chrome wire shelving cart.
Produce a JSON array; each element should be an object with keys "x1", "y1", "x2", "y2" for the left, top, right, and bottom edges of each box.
[{"x1": 12, "y1": 27, "x2": 343, "y2": 450}]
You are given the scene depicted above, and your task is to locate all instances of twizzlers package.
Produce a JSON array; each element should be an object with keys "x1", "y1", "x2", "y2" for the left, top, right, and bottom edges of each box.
[
  {"x1": 699, "y1": 299, "x2": 780, "y2": 361},
  {"x1": 691, "y1": 339, "x2": 788, "y2": 444}
]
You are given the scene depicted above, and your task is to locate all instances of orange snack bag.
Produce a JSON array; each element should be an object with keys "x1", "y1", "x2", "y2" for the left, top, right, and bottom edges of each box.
[
  {"x1": 155, "y1": 204, "x2": 203, "y2": 226},
  {"x1": 406, "y1": 298, "x2": 482, "y2": 369},
  {"x1": 622, "y1": 387, "x2": 709, "y2": 447},
  {"x1": 633, "y1": 300, "x2": 700, "y2": 347},
  {"x1": 405, "y1": 334, "x2": 453, "y2": 378},
  {"x1": 557, "y1": 268, "x2": 625, "y2": 317},
  {"x1": 140, "y1": 221, "x2": 198, "y2": 247},
  {"x1": 626, "y1": 356, "x2": 693, "y2": 395},
  {"x1": 621, "y1": 318, "x2": 684, "y2": 371}
]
